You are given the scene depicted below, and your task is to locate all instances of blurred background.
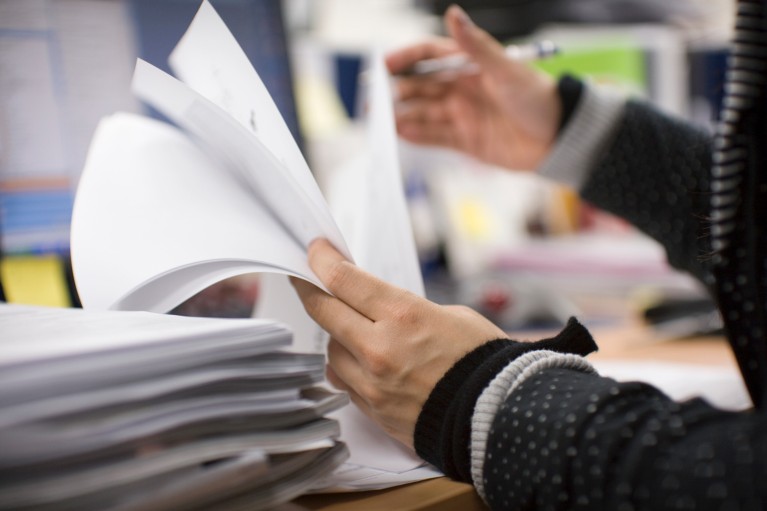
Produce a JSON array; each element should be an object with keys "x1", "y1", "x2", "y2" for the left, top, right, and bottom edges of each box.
[{"x1": 0, "y1": 0, "x2": 733, "y2": 335}]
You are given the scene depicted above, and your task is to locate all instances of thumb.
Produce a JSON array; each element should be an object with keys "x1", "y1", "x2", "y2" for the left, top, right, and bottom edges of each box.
[{"x1": 445, "y1": 4, "x2": 507, "y2": 73}]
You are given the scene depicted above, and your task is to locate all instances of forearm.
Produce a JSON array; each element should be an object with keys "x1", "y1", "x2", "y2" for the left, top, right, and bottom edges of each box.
[
  {"x1": 580, "y1": 99, "x2": 714, "y2": 283},
  {"x1": 481, "y1": 367, "x2": 766, "y2": 510},
  {"x1": 413, "y1": 317, "x2": 598, "y2": 480},
  {"x1": 416, "y1": 330, "x2": 766, "y2": 510},
  {"x1": 539, "y1": 81, "x2": 714, "y2": 283}
]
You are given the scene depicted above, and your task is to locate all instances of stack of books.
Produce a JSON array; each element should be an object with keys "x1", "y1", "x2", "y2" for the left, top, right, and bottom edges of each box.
[{"x1": 0, "y1": 304, "x2": 348, "y2": 510}]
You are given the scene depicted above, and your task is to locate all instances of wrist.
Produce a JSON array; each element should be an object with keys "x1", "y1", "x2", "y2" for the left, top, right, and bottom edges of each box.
[
  {"x1": 537, "y1": 83, "x2": 626, "y2": 189},
  {"x1": 557, "y1": 74, "x2": 585, "y2": 133},
  {"x1": 413, "y1": 318, "x2": 598, "y2": 481}
]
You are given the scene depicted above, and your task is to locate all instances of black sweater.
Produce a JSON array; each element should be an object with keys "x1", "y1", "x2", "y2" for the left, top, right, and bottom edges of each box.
[{"x1": 413, "y1": 1, "x2": 767, "y2": 509}]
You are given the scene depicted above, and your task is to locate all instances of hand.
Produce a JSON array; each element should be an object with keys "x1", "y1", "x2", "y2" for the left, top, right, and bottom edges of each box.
[
  {"x1": 386, "y1": 5, "x2": 560, "y2": 171},
  {"x1": 291, "y1": 239, "x2": 507, "y2": 448}
]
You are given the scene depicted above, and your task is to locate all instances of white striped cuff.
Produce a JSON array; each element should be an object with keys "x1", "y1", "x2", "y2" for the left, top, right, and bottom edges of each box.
[
  {"x1": 470, "y1": 350, "x2": 596, "y2": 502},
  {"x1": 537, "y1": 84, "x2": 626, "y2": 191}
]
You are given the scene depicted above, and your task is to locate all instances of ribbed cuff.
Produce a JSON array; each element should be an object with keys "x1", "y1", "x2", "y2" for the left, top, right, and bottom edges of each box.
[
  {"x1": 413, "y1": 317, "x2": 597, "y2": 481},
  {"x1": 538, "y1": 83, "x2": 626, "y2": 191},
  {"x1": 413, "y1": 338, "x2": 515, "y2": 473},
  {"x1": 557, "y1": 74, "x2": 584, "y2": 133},
  {"x1": 470, "y1": 351, "x2": 596, "y2": 501}
]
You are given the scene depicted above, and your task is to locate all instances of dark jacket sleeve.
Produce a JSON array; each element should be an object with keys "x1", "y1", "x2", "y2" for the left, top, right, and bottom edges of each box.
[
  {"x1": 482, "y1": 368, "x2": 767, "y2": 510},
  {"x1": 415, "y1": 324, "x2": 767, "y2": 510},
  {"x1": 579, "y1": 100, "x2": 714, "y2": 285},
  {"x1": 413, "y1": 318, "x2": 597, "y2": 481}
]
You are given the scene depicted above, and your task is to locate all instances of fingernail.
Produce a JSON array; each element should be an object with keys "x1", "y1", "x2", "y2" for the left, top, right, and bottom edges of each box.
[
  {"x1": 450, "y1": 4, "x2": 474, "y2": 30},
  {"x1": 307, "y1": 237, "x2": 326, "y2": 254}
]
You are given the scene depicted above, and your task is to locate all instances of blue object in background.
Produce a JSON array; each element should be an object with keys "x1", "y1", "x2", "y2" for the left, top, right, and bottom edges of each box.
[
  {"x1": 334, "y1": 53, "x2": 363, "y2": 119},
  {"x1": 0, "y1": 185, "x2": 74, "y2": 255},
  {"x1": 688, "y1": 45, "x2": 729, "y2": 129}
]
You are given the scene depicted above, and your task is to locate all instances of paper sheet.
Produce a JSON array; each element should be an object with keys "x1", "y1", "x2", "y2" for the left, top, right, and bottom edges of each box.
[
  {"x1": 131, "y1": 61, "x2": 336, "y2": 262},
  {"x1": 257, "y1": 55, "x2": 427, "y2": 474},
  {"x1": 0, "y1": 304, "x2": 289, "y2": 367},
  {"x1": 158, "y1": 2, "x2": 427, "y2": 475},
  {"x1": 71, "y1": 112, "x2": 314, "y2": 311},
  {"x1": 354, "y1": 52, "x2": 424, "y2": 295},
  {"x1": 166, "y1": 0, "x2": 349, "y2": 261},
  {"x1": 167, "y1": 2, "x2": 336, "y2": 234},
  {"x1": 71, "y1": 0, "x2": 434, "y2": 485},
  {"x1": 310, "y1": 463, "x2": 442, "y2": 493}
]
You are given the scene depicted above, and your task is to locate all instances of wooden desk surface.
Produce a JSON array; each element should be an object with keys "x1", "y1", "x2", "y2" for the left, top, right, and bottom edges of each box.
[
  {"x1": 293, "y1": 478, "x2": 484, "y2": 511},
  {"x1": 293, "y1": 319, "x2": 736, "y2": 511}
]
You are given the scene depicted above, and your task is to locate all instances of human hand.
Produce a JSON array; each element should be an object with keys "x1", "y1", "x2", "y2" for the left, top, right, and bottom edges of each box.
[
  {"x1": 386, "y1": 5, "x2": 560, "y2": 171},
  {"x1": 291, "y1": 239, "x2": 508, "y2": 448}
]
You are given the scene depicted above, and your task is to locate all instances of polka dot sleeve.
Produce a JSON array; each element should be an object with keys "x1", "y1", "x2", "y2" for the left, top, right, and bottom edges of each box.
[
  {"x1": 470, "y1": 350, "x2": 596, "y2": 501},
  {"x1": 413, "y1": 318, "x2": 598, "y2": 481},
  {"x1": 482, "y1": 369, "x2": 767, "y2": 510},
  {"x1": 579, "y1": 100, "x2": 714, "y2": 284}
]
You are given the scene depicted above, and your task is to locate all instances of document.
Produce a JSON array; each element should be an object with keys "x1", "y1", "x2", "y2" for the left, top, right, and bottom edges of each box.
[
  {"x1": 0, "y1": 304, "x2": 290, "y2": 370},
  {"x1": 0, "y1": 303, "x2": 349, "y2": 509},
  {"x1": 70, "y1": 0, "x2": 436, "y2": 490}
]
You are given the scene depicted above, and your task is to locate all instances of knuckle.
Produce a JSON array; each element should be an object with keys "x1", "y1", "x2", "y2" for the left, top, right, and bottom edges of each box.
[
  {"x1": 364, "y1": 383, "x2": 386, "y2": 408},
  {"x1": 388, "y1": 301, "x2": 420, "y2": 326},
  {"x1": 304, "y1": 291, "x2": 329, "y2": 320},
  {"x1": 323, "y1": 259, "x2": 353, "y2": 292},
  {"x1": 326, "y1": 338, "x2": 343, "y2": 361},
  {"x1": 452, "y1": 304, "x2": 477, "y2": 318},
  {"x1": 363, "y1": 347, "x2": 392, "y2": 379}
]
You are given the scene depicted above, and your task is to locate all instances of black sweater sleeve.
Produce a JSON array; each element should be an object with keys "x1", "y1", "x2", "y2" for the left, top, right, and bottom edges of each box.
[
  {"x1": 579, "y1": 100, "x2": 714, "y2": 285},
  {"x1": 413, "y1": 318, "x2": 597, "y2": 481},
  {"x1": 483, "y1": 368, "x2": 767, "y2": 510}
]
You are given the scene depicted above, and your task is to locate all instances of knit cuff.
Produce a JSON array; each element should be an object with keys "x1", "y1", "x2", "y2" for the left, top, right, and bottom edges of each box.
[
  {"x1": 469, "y1": 351, "x2": 596, "y2": 501},
  {"x1": 557, "y1": 74, "x2": 584, "y2": 133},
  {"x1": 413, "y1": 338, "x2": 515, "y2": 472},
  {"x1": 413, "y1": 317, "x2": 597, "y2": 481},
  {"x1": 538, "y1": 83, "x2": 626, "y2": 191}
]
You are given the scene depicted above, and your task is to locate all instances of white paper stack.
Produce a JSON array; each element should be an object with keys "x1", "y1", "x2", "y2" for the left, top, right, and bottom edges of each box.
[
  {"x1": 69, "y1": 0, "x2": 441, "y2": 493},
  {"x1": 0, "y1": 304, "x2": 349, "y2": 510}
]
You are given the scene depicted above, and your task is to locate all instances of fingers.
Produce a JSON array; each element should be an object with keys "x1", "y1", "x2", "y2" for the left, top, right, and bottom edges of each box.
[
  {"x1": 290, "y1": 277, "x2": 372, "y2": 357},
  {"x1": 394, "y1": 96, "x2": 460, "y2": 147},
  {"x1": 395, "y1": 78, "x2": 451, "y2": 102},
  {"x1": 326, "y1": 362, "x2": 375, "y2": 420},
  {"x1": 386, "y1": 37, "x2": 463, "y2": 108},
  {"x1": 326, "y1": 338, "x2": 365, "y2": 392},
  {"x1": 391, "y1": 78, "x2": 451, "y2": 144},
  {"x1": 445, "y1": 4, "x2": 508, "y2": 75},
  {"x1": 325, "y1": 342, "x2": 380, "y2": 424},
  {"x1": 397, "y1": 119, "x2": 456, "y2": 148},
  {"x1": 306, "y1": 239, "x2": 416, "y2": 321},
  {"x1": 395, "y1": 98, "x2": 451, "y2": 124},
  {"x1": 385, "y1": 37, "x2": 459, "y2": 75},
  {"x1": 325, "y1": 362, "x2": 348, "y2": 391}
]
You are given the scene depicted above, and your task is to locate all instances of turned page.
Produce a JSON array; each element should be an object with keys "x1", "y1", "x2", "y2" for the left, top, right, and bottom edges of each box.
[
  {"x1": 164, "y1": 2, "x2": 428, "y2": 475},
  {"x1": 167, "y1": 0, "x2": 349, "y2": 261},
  {"x1": 71, "y1": 111, "x2": 313, "y2": 312}
]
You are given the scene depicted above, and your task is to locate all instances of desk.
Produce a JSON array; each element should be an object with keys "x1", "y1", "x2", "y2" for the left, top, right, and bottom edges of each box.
[
  {"x1": 294, "y1": 478, "x2": 484, "y2": 510},
  {"x1": 293, "y1": 320, "x2": 737, "y2": 510}
]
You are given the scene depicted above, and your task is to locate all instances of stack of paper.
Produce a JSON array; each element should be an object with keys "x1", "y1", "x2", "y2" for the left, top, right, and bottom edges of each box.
[
  {"x1": 70, "y1": 0, "x2": 441, "y2": 492},
  {"x1": 0, "y1": 304, "x2": 349, "y2": 510}
]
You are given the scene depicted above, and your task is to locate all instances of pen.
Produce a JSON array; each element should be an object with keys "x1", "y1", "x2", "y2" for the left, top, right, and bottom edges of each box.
[{"x1": 403, "y1": 40, "x2": 560, "y2": 77}]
